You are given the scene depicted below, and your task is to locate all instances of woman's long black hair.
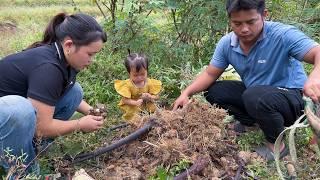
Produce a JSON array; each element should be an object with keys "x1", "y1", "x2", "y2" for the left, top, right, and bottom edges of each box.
[{"x1": 28, "y1": 12, "x2": 107, "y2": 49}]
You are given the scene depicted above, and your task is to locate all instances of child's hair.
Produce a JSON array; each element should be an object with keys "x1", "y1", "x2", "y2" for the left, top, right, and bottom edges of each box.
[{"x1": 124, "y1": 53, "x2": 149, "y2": 73}]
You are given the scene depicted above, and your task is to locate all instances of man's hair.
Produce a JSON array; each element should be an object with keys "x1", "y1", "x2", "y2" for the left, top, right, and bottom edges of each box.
[{"x1": 226, "y1": 0, "x2": 265, "y2": 17}]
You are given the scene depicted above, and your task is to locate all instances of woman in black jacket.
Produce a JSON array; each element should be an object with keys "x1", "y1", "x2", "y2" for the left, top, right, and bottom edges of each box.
[{"x1": 0, "y1": 12, "x2": 107, "y2": 177}]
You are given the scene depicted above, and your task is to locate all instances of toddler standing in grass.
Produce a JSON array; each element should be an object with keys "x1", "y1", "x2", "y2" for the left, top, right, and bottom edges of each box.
[{"x1": 114, "y1": 53, "x2": 162, "y2": 120}]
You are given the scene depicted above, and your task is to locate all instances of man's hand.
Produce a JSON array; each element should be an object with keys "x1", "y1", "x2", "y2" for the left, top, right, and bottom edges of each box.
[
  {"x1": 304, "y1": 77, "x2": 320, "y2": 103},
  {"x1": 78, "y1": 115, "x2": 104, "y2": 133},
  {"x1": 172, "y1": 93, "x2": 189, "y2": 110},
  {"x1": 303, "y1": 45, "x2": 320, "y2": 103}
]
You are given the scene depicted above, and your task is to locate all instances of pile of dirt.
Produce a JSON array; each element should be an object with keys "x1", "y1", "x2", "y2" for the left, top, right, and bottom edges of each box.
[{"x1": 85, "y1": 100, "x2": 260, "y2": 179}]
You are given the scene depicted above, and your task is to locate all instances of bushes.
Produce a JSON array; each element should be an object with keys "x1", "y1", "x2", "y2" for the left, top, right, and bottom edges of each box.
[{"x1": 77, "y1": 0, "x2": 320, "y2": 115}]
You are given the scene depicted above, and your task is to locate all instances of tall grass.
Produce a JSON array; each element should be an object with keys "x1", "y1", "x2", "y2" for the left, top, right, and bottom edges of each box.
[
  {"x1": 0, "y1": 3, "x2": 101, "y2": 57},
  {"x1": 0, "y1": 0, "x2": 91, "y2": 6}
]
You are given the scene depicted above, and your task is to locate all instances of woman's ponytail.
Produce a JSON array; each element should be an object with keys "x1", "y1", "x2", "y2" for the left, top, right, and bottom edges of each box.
[
  {"x1": 27, "y1": 12, "x2": 106, "y2": 49},
  {"x1": 27, "y1": 13, "x2": 67, "y2": 49}
]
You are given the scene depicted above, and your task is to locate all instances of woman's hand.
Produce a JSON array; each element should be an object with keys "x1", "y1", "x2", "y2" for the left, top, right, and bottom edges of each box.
[{"x1": 78, "y1": 115, "x2": 104, "y2": 133}]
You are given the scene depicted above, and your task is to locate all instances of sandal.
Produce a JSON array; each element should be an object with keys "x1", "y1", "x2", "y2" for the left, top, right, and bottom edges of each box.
[
  {"x1": 255, "y1": 145, "x2": 289, "y2": 161},
  {"x1": 233, "y1": 121, "x2": 247, "y2": 133}
]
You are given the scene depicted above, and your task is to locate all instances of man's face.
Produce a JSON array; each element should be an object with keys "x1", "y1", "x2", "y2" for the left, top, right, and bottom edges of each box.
[{"x1": 229, "y1": 9, "x2": 266, "y2": 45}]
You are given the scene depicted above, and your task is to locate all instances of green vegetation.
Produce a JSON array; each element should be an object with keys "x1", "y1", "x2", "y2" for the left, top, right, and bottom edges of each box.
[
  {"x1": 0, "y1": 0, "x2": 99, "y2": 57},
  {"x1": 0, "y1": 0, "x2": 319, "y2": 179},
  {"x1": 149, "y1": 159, "x2": 191, "y2": 180}
]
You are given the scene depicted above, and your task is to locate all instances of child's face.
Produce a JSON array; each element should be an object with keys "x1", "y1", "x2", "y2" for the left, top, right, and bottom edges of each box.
[{"x1": 129, "y1": 67, "x2": 147, "y2": 85}]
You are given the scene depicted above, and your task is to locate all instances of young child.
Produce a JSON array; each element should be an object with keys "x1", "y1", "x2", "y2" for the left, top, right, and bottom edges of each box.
[{"x1": 114, "y1": 53, "x2": 162, "y2": 120}]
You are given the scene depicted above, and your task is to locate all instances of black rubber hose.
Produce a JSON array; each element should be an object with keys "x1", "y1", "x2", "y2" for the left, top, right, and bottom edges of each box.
[
  {"x1": 106, "y1": 123, "x2": 129, "y2": 132},
  {"x1": 72, "y1": 118, "x2": 156, "y2": 163}
]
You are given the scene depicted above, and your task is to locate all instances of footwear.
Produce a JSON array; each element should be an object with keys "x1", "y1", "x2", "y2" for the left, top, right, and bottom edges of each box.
[
  {"x1": 255, "y1": 145, "x2": 289, "y2": 161},
  {"x1": 233, "y1": 121, "x2": 246, "y2": 133},
  {"x1": 229, "y1": 121, "x2": 253, "y2": 134}
]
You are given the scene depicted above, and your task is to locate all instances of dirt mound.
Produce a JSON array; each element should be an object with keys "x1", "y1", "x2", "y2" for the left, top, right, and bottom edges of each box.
[{"x1": 86, "y1": 100, "x2": 259, "y2": 179}]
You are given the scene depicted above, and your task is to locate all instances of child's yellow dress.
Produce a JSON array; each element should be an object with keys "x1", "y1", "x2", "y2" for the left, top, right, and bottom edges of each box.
[{"x1": 114, "y1": 78, "x2": 162, "y2": 120}]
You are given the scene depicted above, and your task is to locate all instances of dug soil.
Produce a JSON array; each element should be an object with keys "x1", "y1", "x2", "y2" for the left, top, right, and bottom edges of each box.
[{"x1": 84, "y1": 100, "x2": 262, "y2": 179}]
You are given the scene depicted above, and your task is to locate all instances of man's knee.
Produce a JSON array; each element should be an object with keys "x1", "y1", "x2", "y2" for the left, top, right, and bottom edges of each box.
[
  {"x1": 242, "y1": 88, "x2": 260, "y2": 106},
  {"x1": 204, "y1": 82, "x2": 226, "y2": 105},
  {"x1": 242, "y1": 86, "x2": 271, "y2": 117},
  {"x1": 243, "y1": 87, "x2": 281, "y2": 110}
]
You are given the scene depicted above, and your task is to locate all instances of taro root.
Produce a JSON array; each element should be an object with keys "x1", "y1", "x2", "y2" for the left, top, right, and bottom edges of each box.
[{"x1": 89, "y1": 103, "x2": 107, "y2": 118}]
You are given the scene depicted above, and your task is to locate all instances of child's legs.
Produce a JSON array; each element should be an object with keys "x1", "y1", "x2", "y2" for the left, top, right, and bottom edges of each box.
[
  {"x1": 0, "y1": 95, "x2": 37, "y2": 175},
  {"x1": 120, "y1": 105, "x2": 140, "y2": 120}
]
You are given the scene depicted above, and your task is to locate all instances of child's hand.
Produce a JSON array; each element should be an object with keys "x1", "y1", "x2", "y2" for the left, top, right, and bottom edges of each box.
[
  {"x1": 135, "y1": 99, "x2": 144, "y2": 106},
  {"x1": 141, "y1": 93, "x2": 153, "y2": 102}
]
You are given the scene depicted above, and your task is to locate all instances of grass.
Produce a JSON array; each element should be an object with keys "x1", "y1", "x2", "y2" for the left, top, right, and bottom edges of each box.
[
  {"x1": 0, "y1": 1, "x2": 101, "y2": 57},
  {"x1": 0, "y1": 0, "x2": 91, "y2": 6}
]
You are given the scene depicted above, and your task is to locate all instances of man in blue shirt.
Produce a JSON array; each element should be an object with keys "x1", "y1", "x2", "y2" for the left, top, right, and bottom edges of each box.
[{"x1": 173, "y1": 0, "x2": 320, "y2": 161}]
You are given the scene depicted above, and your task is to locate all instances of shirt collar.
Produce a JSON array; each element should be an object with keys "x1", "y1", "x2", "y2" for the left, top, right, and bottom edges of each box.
[{"x1": 54, "y1": 42, "x2": 68, "y2": 68}]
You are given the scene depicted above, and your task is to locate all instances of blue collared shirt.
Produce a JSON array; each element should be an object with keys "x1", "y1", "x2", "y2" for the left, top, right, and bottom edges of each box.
[{"x1": 210, "y1": 21, "x2": 319, "y2": 88}]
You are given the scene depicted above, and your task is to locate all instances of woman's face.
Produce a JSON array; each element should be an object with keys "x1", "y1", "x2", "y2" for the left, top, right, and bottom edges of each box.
[{"x1": 65, "y1": 40, "x2": 104, "y2": 71}]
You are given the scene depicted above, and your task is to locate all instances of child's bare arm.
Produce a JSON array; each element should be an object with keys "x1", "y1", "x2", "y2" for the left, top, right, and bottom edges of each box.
[{"x1": 122, "y1": 97, "x2": 143, "y2": 106}]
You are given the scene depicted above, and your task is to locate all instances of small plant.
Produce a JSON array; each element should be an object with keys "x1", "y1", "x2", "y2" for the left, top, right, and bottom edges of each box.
[
  {"x1": 168, "y1": 159, "x2": 192, "y2": 176},
  {"x1": 1, "y1": 148, "x2": 40, "y2": 179},
  {"x1": 237, "y1": 131, "x2": 265, "y2": 151},
  {"x1": 149, "y1": 159, "x2": 191, "y2": 179},
  {"x1": 148, "y1": 166, "x2": 172, "y2": 180}
]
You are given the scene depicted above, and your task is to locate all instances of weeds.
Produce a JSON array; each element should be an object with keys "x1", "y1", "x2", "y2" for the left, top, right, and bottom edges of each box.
[
  {"x1": 237, "y1": 131, "x2": 265, "y2": 151},
  {"x1": 149, "y1": 159, "x2": 191, "y2": 180},
  {"x1": 0, "y1": 148, "x2": 41, "y2": 179}
]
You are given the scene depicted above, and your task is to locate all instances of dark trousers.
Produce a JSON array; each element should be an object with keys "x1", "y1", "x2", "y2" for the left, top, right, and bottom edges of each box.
[{"x1": 204, "y1": 80, "x2": 304, "y2": 143}]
